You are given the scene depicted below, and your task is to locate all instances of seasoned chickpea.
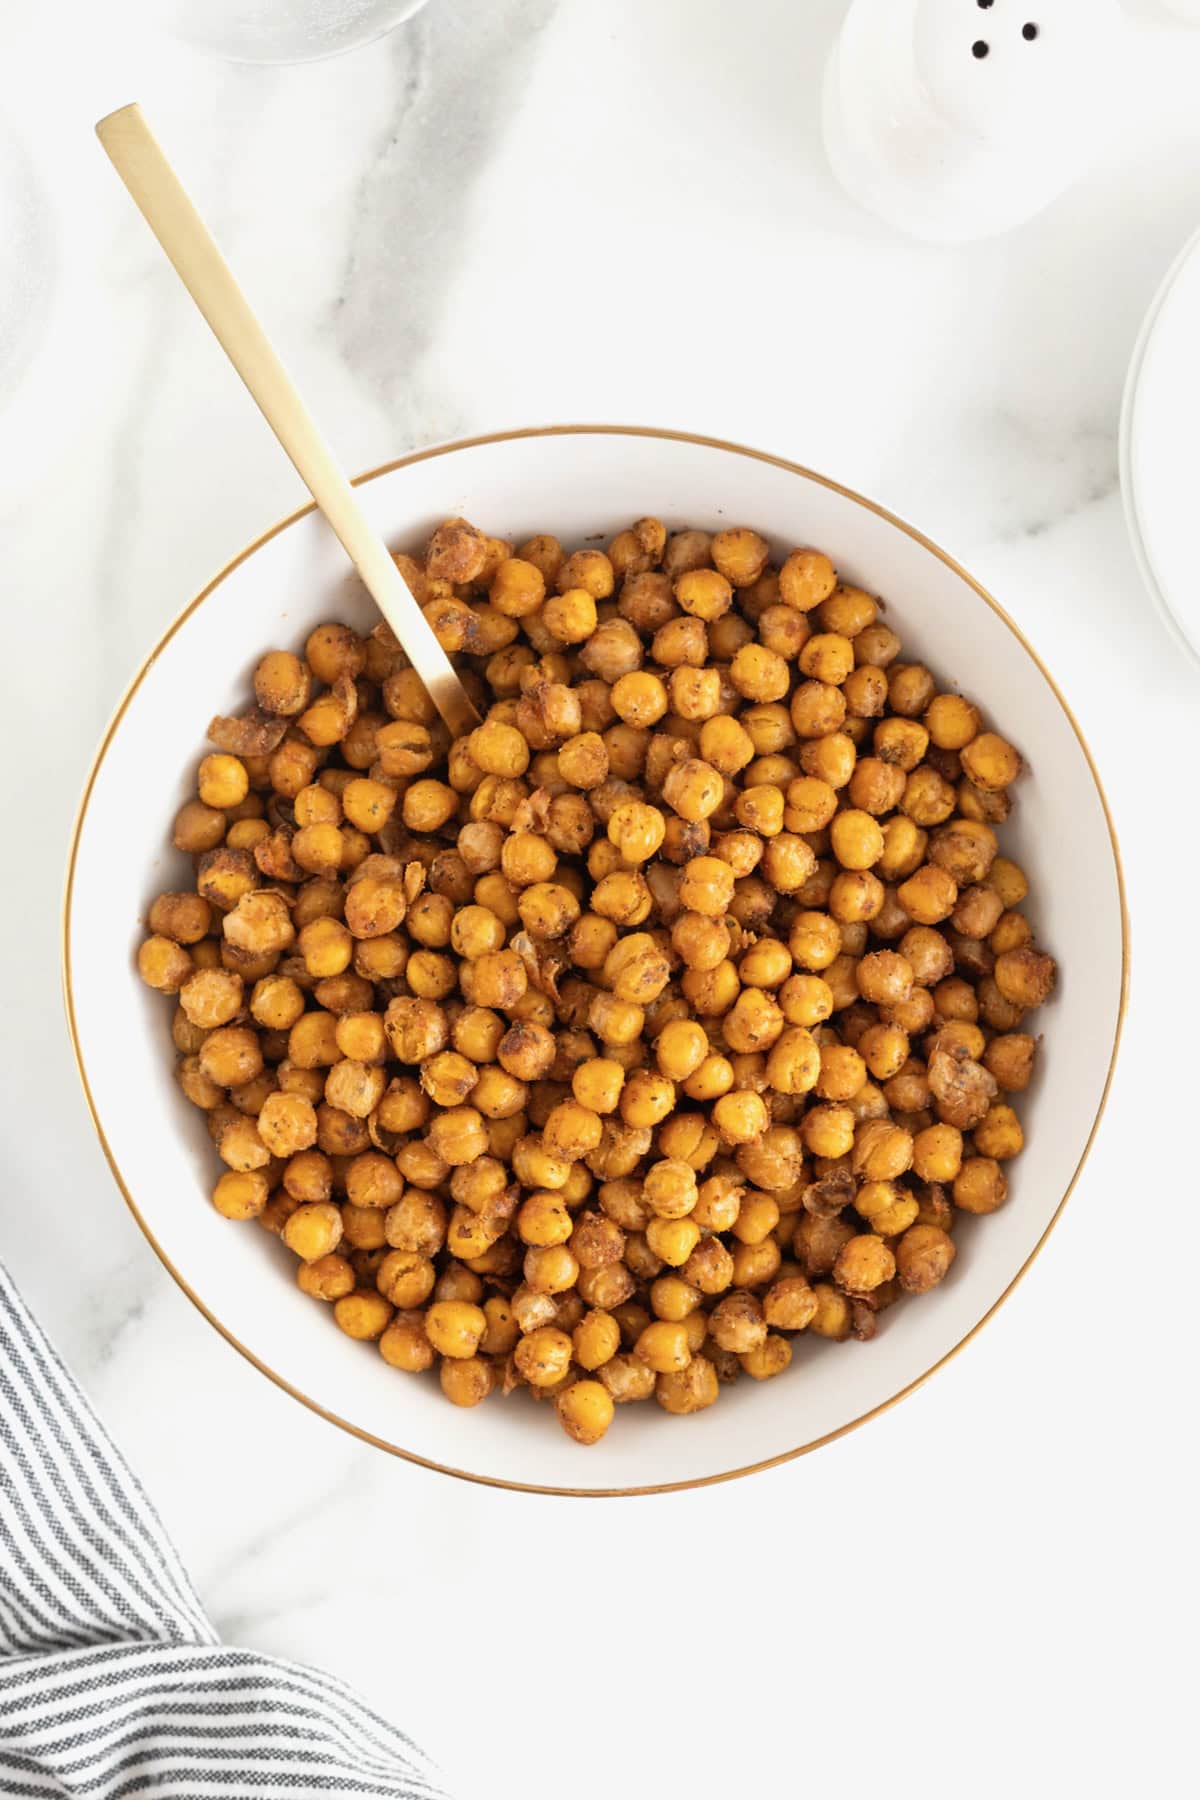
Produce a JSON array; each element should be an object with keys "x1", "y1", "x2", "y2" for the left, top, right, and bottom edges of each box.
[
  {"x1": 571, "y1": 1309, "x2": 619, "y2": 1371},
  {"x1": 779, "y1": 548, "x2": 836, "y2": 611},
  {"x1": 961, "y1": 731, "x2": 1021, "y2": 791},
  {"x1": 953, "y1": 1157, "x2": 1009, "y2": 1216},
  {"x1": 282, "y1": 1200, "x2": 343, "y2": 1263},
  {"x1": 830, "y1": 810, "x2": 884, "y2": 871},
  {"x1": 379, "y1": 1315, "x2": 435, "y2": 1371},
  {"x1": 440, "y1": 1357, "x2": 494, "y2": 1407},
  {"x1": 994, "y1": 947, "x2": 1056, "y2": 1009},
  {"x1": 212, "y1": 1169, "x2": 269, "y2": 1221},
  {"x1": 801, "y1": 1103, "x2": 856, "y2": 1160},
  {"x1": 635, "y1": 1319, "x2": 692, "y2": 1374},
  {"x1": 543, "y1": 586, "x2": 598, "y2": 644},
  {"x1": 711, "y1": 1090, "x2": 769, "y2": 1145},
  {"x1": 897, "y1": 864, "x2": 958, "y2": 925},
  {"x1": 555, "y1": 1380, "x2": 614, "y2": 1444},
  {"x1": 895, "y1": 1224, "x2": 956, "y2": 1293},
  {"x1": 984, "y1": 1033, "x2": 1036, "y2": 1093},
  {"x1": 653, "y1": 1020, "x2": 708, "y2": 1084},
  {"x1": 421, "y1": 1299, "x2": 485, "y2": 1359},
  {"x1": 511, "y1": 1325, "x2": 571, "y2": 1388},
  {"x1": 974, "y1": 1103, "x2": 1025, "y2": 1161},
  {"x1": 739, "y1": 1335, "x2": 792, "y2": 1380}
]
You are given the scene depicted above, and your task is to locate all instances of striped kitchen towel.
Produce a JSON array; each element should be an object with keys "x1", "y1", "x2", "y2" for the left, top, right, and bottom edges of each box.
[{"x1": 0, "y1": 1261, "x2": 448, "y2": 1798}]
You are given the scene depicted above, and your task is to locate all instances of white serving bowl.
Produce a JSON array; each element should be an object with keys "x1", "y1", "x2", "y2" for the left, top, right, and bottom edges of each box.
[{"x1": 64, "y1": 426, "x2": 1127, "y2": 1496}]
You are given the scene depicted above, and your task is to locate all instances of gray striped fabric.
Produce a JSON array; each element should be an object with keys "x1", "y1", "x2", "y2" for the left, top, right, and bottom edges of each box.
[{"x1": 0, "y1": 1262, "x2": 448, "y2": 1798}]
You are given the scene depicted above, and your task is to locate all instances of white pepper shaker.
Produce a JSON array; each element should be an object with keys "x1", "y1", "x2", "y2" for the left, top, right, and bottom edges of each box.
[{"x1": 822, "y1": 0, "x2": 1122, "y2": 244}]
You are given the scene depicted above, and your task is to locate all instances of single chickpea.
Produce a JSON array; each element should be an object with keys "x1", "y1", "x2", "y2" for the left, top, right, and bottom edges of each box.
[
  {"x1": 655, "y1": 1356, "x2": 720, "y2": 1413},
  {"x1": 729, "y1": 643, "x2": 790, "y2": 703},
  {"x1": 670, "y1": 565, "x2": 730, "y2": 624},
  {"x1": 896, "y1": 1224, "x2": 957, "y2": 1294},
  {"x1": 842, "y1": 664, "x2": 889, "y2": 719},
  {"x1": 573, "y1": 1309, "x2": 621, "y2": 1371},
  {"x1": 211, "y1": 1170, "x2": 269, "y2": 1221},
  {"x1": 897, "y1": 864, "x2": 958, "y2": 925},
  {"x1": 642, "y1": 1159, "x2": 698, "y2": 1220},
  {"x1": 543, "y1": 586, "x2": 598, "y2": 644},
  {"x1": 635, "y1": 1319, "x2": 692, "y2": 1374},
  {"x1": 953, "y1": 1157, "x2": 1009, "y2": 1215},
  {"x1": 912, "y1": 1122, "x2": 964, "y2": 1183},
  {"x1": 427, "y1": 1107, "x2": 489, "y2": 1167},
  {"x1": 779, "y1": 548, "x2": 836, "y2": 611},
  {"x1": 440, "y1": 1357, "x2": 495, "y2": 1408},
  {"x1": 816, "y1": 1043, "x2": 868, "y2": 1102},
  {"x1": 961, "y1": 731, "x2": 1022, "y2": 791},
  {"x1": 669, "y1": 666, "x2": 723, "y2": 721},
  {"x1": 198, "y1": 1025, "x2": 263, "y2": 1089},
  {"x1": 647, "y1": 1275, "x2": 702, "y2": 1324},
  {"x1": 706, "y1": 1291, "x2": 765, "y2": 1355},
  {"x1": 424, "y1": 1299, "x2": 487, "y2": 1360},
  {"x1": 732, "y1": 1193, "x2": 781, "y2": 1246},
  {"x1": 603, "y1": 933, "x2": 671, "y2": 1005},
  {"x1": 887, "y1": 662, "x2": 936, "y2": 717},
  {"x1": 994, "y1": 947, "x2": 1057, "y2": 1010},
  {"x1": 698, "y1": 716, "x2": 755, "y2": 779},
  {"x1": 739, "y1": 1335, "x2": 793, "y2": 1380},
  {"x1": 803, "y1": 1283, "x2": 849, "y2": 1341},
  {"x1": 834, "y1": 1233, "x2": 895, "y2": 1294},
  {"x1": 798, "y1": 632, "x2": 854, "y2": 687},
  {"x1": 642, "y1": 1213, "x2": 701, "y2": 1268},
  {"x1": 607, "y1": 671, "x2": 667, "y2": 729},
  {"x1": 790, "y1": 679, "x2": 846, "y2": 741},
  {"x1": 196, "y1": 752, "x2": 249, "y2": 811},
  {"x1": 710, "y1": 526, "x2": 769, "y2": 587},
  {"x1": 762, "y1": 1276, "x2": 818, "y2": 1331},
  {"x1": 984, "y1": 1033, "x2": 1036, "y2": 1093},
  {"x1": 297, "y1": 1254, "x2": 356, "y2": 1303},
  {"x1": 252, "y1": 649, "x2": 310, "y2": 716},
  {"x1": 829, "y1": 809, "x2": 884, "y2": 872},
  {"x1": 379, "y1": 1316, "x2": 435, "y2": 1372},
  {"x1": 659, "y1": 758, "x2": 723, "y2": 825},
  {"x1": 851, "y1": 621, "x2": 900, "y2": 668},
  {"x1": 924, "y1": 692, "x2": 981, "y2": 750},
  {"x1": 974, "y1": 1103, "x2": 1025, "y2": 1161},
  {"x1": 801, "y1": 1103, "x2": 856, "y2": 1160},
  {"x1": 733, "y1": 785, "x2": 784, "y2": 837},
  {"x1": 678, "y1": 855, "x2": 736, "y2": 918},
  {"x1": 282, "y1": 1200, "x2": 343, "y2": 1263},
  {"x1": 712, "y1": 1090, "x2": 769, "y2": 1145},
  {"x1": 512, "y1": 1325, "x2": 572, "y2": 1388},
  {"x1": 256, "y1": 1092, "x2": 318, "y2": 1159},
  {"x1": 555, "y1": 1380, "x2": 614, "y2": 1445},
  {"x1": 606, "y1": 801, "x2": 667, "y2": 865},
  {"x1": 654, "y1": 1020, "x2": 709, "y2": 1083},
  {"x1": 618, "y1": 1070, "x2": 676, "y2": 1129}
]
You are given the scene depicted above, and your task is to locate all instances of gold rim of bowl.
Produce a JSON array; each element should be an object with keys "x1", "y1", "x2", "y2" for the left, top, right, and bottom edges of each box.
[{"x1": 61, "y1": 423, "x2": 1131, "y2": 1498}]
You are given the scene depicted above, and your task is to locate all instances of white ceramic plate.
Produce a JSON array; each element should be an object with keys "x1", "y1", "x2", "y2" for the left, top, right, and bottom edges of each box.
[
  {"x1": 64, "y1": 426, "x2": 1127, "y2": 1496},
  {"x1": 1120, "y1": 223, "x2": 1200, "y2": 670}
]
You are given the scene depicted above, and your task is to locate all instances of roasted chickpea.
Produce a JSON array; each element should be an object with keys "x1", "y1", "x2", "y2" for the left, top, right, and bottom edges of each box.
[
  {"x1": 994, "y1": 947, "x2": 1056, "y2": 1010},
  {"x1": 895, "y1": 1224, "x2": 956, "y2": 1294}
]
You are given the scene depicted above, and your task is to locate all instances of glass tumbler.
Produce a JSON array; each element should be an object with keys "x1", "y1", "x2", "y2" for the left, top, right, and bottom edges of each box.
[{"x1": 149, "y1": 0, "x2": 434, "y2": 64}]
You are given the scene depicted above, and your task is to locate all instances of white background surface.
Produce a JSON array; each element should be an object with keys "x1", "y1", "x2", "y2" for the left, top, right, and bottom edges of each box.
[{"x1": 1, "y1": 2, "x2": 1196, "y2": 1796}]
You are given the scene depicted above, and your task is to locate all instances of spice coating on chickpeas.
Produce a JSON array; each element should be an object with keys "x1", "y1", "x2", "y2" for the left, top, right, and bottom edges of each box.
[{"x1": 139, "y1": 514, "x2": 1056, "y2": 1447}]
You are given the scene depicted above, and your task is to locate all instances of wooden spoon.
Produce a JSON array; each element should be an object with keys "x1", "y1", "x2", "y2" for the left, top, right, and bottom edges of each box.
[{"x1": 96, "y1": 102, "x2": 480, "y2": 737}]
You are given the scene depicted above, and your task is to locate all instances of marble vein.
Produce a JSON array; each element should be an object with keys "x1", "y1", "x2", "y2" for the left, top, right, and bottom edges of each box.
[{"x1": 333, "y1": 0, "x2": 560, "y2": 443}]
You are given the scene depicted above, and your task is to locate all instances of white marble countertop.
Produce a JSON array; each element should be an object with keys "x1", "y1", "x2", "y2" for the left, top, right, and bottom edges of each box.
[{"x1": 3, "y1": 2, "x2": 1198, "y2": 1794}]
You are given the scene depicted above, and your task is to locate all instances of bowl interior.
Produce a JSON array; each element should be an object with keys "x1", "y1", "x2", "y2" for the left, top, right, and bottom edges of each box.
[{"x1": 66, "y1": 427, "x2": 1125, "y2": 1493}]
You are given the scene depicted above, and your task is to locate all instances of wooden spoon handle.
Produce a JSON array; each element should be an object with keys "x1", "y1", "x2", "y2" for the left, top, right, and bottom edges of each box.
[{"x1": 96, "y1": 102, "x2": 480, "y2": 737}]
